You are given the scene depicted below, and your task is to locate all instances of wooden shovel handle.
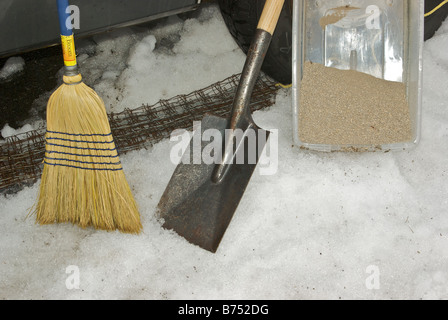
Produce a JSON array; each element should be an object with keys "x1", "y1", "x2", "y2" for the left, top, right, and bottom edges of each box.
[{"x1": 257, "y1": 0, "x2": 285, "y2": 35}]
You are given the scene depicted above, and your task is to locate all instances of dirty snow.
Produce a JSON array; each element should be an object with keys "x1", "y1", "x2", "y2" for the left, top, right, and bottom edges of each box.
[
  {"x1": 0, "y1": 56, "x2": 25, "y2": 81},
  {"x1": 1, "y1": 4, "x2": 448, "y2": 300}
]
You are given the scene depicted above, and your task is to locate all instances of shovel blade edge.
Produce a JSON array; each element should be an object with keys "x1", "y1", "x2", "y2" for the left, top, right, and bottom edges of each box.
[{"x1": 157, "y1": 115, "x2": 270, "y2": 253}]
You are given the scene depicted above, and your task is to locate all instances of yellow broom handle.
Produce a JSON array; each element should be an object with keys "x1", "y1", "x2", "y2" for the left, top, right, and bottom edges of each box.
[
  {"x1": 57, "y1": 0, "x2": 77, "y2": 68},
  {"x1": 257, "y1": 0, "x2": 285, "y2": 35}
]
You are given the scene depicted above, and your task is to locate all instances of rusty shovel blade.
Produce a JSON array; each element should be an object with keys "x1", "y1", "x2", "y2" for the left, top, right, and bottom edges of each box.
[{"x1": 157, "y1": 114, "x2": 270, "y2": 253}]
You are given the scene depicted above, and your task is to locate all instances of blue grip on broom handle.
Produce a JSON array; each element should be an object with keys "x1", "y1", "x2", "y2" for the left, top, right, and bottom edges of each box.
[
  {"x1": 56, "y1": 0, "x2": 79, "y2": 71},
  {"x1": 57, "y1": 0, "x2": 73, "y2": 36}
]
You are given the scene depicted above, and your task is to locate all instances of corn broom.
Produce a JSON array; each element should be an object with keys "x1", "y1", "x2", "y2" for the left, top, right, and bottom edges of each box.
[{"x1": 34, "y1": 0, "x2": 142, "y2": 233}]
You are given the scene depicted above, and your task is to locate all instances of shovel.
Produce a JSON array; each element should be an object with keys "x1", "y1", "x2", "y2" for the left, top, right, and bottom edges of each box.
[{"x1": 157, "y1": 0, "x2": 285, "y2": 253}]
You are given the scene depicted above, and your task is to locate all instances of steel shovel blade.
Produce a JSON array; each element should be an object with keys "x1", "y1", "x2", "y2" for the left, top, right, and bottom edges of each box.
[{"x1": 157, "y1": 114, "x2": 270, "y2": 253}]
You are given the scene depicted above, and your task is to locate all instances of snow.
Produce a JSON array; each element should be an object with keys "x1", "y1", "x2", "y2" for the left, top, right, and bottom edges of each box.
[
  {"x1": 1, "y1": 3, "x2": 448, "y2": 300},
  {"x1": 76, "y1": 6, "x2": 246, "y2": 113},
  {"x1": 1, "y1": 123, "x2": 33, "y2": 139},
  {"x1": 0, "y1": 56, "x2": 25, "y2": 81}
]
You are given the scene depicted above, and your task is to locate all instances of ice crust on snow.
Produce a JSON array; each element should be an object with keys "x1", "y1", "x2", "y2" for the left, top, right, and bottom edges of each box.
[{"x1": 1, "y1": 4, "x2": 448, "y2": 299}]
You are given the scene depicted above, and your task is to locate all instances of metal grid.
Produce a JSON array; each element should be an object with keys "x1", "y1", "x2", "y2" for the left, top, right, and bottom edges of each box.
[{"x1": 0, "y1": 73, "x2": 280, "y2": 193}]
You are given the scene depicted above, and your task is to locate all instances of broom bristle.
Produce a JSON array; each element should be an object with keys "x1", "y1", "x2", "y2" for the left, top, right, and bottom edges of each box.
[{"x1": 34, "y1": 74, "x2": 142, "y2": 234}]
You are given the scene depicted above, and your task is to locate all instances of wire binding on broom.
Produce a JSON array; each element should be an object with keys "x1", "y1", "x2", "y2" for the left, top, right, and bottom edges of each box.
[{"x1": 44, "y1": 131, "x2": 123, "y2": 171}]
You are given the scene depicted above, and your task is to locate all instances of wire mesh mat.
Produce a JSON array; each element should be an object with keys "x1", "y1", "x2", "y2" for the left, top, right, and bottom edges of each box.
[{"x1": 0, "y1": 73, "x2": 280, "y2": 193}]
